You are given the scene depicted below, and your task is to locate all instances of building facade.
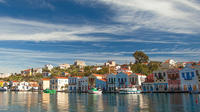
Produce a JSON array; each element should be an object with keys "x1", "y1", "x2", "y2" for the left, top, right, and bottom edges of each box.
[
  {"x1": 40, "y1": 78, "x2": 50, "y2": 90},
  {"x1": 142, "y1": 74, "x2": 154, "y2": 92},
  {"x1": 153, "y1": 69, "x2": 168, "y2": 92},
  {"x1": 78, "y1": 77, "x2": 88, "y2": 92},
  {"x1": 68, "y1": 76, "x2": 81, "y2": 92},
  {"x1": 179, "y1": 64, "x2": 199, "y2": 92},
  {"x1": 167, "y1": 68, "x2": 181, "y2": 92},
  {"x1": 59, "y1": 64, "x2": 70, "y2": 69},
  {"x1": 50, "y1": 77, "x2": 68, "y2": 91},
  {"x1": 106, "y1": 74, "x2": 117, "y2": 92}
]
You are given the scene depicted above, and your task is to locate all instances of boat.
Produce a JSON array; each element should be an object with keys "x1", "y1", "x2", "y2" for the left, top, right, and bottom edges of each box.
[
  {"x1": 0, "y1": 87, "x2": 7, "y2": 91},
  {"x1": 119, "y1": 88, "x2": 141, "y2": 94},
  {"x1": 43, "y1": 89, "x2": 56, "y2": 94},
  {"x1": 88, "y1": 88, "x2": 102, "y2": 94}
]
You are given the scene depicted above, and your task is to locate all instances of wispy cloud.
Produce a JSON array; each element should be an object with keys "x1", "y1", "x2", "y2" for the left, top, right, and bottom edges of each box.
[
  {"x1": 0, "y1": 17, "x2": 119, "y2": 42},
  {"x1": 0, "y1": 0, "x2": 5, "y2": 3},
  {"x1": 1, "y1": 17, "x2": 191, "y2": 44},
  {"x1": 95, "y1": 0, "x2": 200, "y2": 34}
]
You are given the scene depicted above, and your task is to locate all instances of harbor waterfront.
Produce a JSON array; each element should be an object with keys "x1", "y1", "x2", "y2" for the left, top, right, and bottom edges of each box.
[{"x1": 0, "y1": 92, "x2": 200, "y2": 112}]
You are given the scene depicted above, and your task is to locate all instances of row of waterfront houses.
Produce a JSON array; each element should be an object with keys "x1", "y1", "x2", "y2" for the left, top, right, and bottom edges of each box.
[
  {"x1": 142, "y1": 64, "x2": 200, "y2": 93},
  {"x1": 40, "y1": 72, "x2": 147, "y2": 93},
  {"x1": 40, "y1": 63, "x2": 200, "y2": 93},
  {"x1": 0, "y1": 81, "x2": 39, "y2": 91}
]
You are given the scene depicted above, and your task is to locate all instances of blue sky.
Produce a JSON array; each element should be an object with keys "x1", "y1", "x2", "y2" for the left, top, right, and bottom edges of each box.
[{"x1": 0, "y1": 0, "x2": 200, "y2": 73}]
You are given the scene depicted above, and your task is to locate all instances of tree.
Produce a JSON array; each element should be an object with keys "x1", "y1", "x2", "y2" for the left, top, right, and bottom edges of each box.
[
  {"x1": 147, "y1": 61, "x2": 160, "y2": 74},
  {"x1": 133, "y1": 51, "x2": 149, "y2": 64},
  {"x1": 131, "y1": 63, "x2": 149, "y2": 75}
]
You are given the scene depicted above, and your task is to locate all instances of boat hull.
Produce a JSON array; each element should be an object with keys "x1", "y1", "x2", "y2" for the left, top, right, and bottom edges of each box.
[
  {"x1": 119, "y1": 88, "x2": 141, "y2": 94},
  {"x1": 88, "y1": 90, "x2": 102, "y2": 94}
]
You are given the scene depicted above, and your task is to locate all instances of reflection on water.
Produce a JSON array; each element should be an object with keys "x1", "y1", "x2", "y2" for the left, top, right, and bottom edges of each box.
[{"x1": 0, "y1": 92, "x2": 200, "y2": 112}]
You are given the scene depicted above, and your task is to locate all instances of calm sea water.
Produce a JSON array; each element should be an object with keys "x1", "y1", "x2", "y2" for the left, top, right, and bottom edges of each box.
[{"x1": 0, "y1": 92, "x2": 200, "y2": 112}]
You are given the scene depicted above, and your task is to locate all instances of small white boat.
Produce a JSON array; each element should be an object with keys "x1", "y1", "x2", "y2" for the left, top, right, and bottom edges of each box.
[
  {"x1": 0, "y1": 87, "x2": 7, "y2": 91},
  {"x1": 88, "y1": 88, "x2": 102, "y2": 94},
  {"x1": 119, "y1": 88, "x2": 141, "y2": 94}
]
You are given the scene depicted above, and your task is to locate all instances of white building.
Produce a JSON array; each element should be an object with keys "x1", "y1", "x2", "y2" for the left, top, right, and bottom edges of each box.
[
  {"x1": 50, "y1": 77, "x2": 68, "y2": 91},
  {"x1": 180, "y1": 64, "x2": 199, "y2": 92},
  {"x1": 0, "y1": 73, "x2": 11, "y2": 78},
  {"x1": 59, "y1": 64, "x2": 70, "y2": 69},
  {"x1": 45, "y1": 64, "x2": 54, "y2": 71},
  {"x1": 33, "y1": 68, "x2": 43, "y2": 74},
  {"x1": 74, "y1": 60, "x2": 86, "y2": 68},
  {"x1": 40, "y1": 78, "x2": 50, "y2": 90},
  {"x1": 17, "y1": 82, "x2": 32, "y2": 91},
  {"x1": 161, "y1": 59, "x2": 176, "y2": 69},
  {"x1": 115, "y1": 65, "x2": 121, "y2": 71},
  {"x1": 117, "y1": 68, "x2": 132, "y2": 74},
  {"x1": 105, "y1": 60, "x2": 116, "y2": 67}
]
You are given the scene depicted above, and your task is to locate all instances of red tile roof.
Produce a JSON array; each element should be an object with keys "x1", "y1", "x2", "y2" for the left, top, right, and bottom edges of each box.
[
  {"x1": 99, "y1": 78, "x2": 107, "y2": 82},
  {"x1": 93, "y1": 74, "x2": 104, "y2": 77},
  {"x1": 54, "y1": 77, "x2": 68, "y2": 79},
  {"x1": 42, "y1": 78, "x2": 50, "y2": 80}
]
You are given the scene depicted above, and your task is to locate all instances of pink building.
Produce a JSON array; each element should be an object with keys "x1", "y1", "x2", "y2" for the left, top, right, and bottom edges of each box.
[{"x1": 167, "y1": 68, "x2": 181, "y2": 92}]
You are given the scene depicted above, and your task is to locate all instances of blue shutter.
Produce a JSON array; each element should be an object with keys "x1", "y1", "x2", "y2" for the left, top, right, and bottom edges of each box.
[
  {"x1": 182, "y1": 73, "x2": 185, "y2": 79},
  {"x1": 186, "y1": 72, "x2": 190, "y2": 80},
  {"x1": 191, "y1": 72, "x2": 194, "y2": 77}
]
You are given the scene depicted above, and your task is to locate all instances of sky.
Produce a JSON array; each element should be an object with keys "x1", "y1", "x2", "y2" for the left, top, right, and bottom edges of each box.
[{"x1": 0, "y1": 0, "x2": 200, "y2": 73}]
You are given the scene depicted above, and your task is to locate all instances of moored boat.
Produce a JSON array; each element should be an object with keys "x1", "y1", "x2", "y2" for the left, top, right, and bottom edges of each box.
[
  {"x1": 119, "y1": 88, "x2": 141, "y2": 94},
  {"x1": 88, "y1": 88, "x2": 102, "y2": 94},
  {"x1": 43, "y1": 89, "x2": 56, "y2": 94},
  {"x1": 0, "y1": 87, "x2": 7, "y2": 91}
]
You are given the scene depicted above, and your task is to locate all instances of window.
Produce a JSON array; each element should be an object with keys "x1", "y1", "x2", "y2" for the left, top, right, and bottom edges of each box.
[
  {"x1": 186, "y1": 72, "x2": 190, "y2": 80},
  {"x1": 163, "y1": 72, "x2": 166, "y2": 77},
  {"x1": 182, "y1": 73, "x2": 185, "y2": 78},
  {"x1": 191, "y1": 72, "x2": 194, "y2": 77},
  {"x1": 154, "y1": 73, "x2": 157, "y2": 77},
  {"x1": 196, "y1": 70, "x2": 200, "y2": 76}
]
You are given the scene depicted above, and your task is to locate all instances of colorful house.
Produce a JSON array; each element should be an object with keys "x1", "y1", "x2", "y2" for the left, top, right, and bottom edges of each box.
[
  {"x1": 21, "y1": 69, "x2": 32, "y2": 76},
  {"x1": 141, "y1": 74, "x2": 154, "y2": 92},
  {"x1": 68, "y1": 76, "x2": 82, "y2": 92},
  {"x1": 167, "y1": 68, "x2": 181, "y2": 92},
  {"x1": 106, "y1": 73, "x2": 117, "y2": 92},
  {"x1": 153, "y1": 69, "x2": 168, "y2": 92},
  {"x1": 29, "y1": 81, "x2": 39, "y2": 90},
  {"x1": 129, "y1": 73, "x2": 146, "y2": 87},
  {"x1": 194, "y1": 65, "x2": 200, "y2": 91},
  {"x1": 78, "y1": 77, "x2": 88, "y2": 92},
  {"x1": 88, "y1": 74, "x2": 106, "y2": 91},
  {"x1": 115, "y1": 72, "x2": 129, "y2": 88},
  {"x1": 96, "y1": 78, "x2": 107, "y2": 91},
  {"x1": 50, "y1": 77, "x2": 68, "y2": 91},
  {"x1": 179, "y1": 64, "x2": 199, "y2": 92}
]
